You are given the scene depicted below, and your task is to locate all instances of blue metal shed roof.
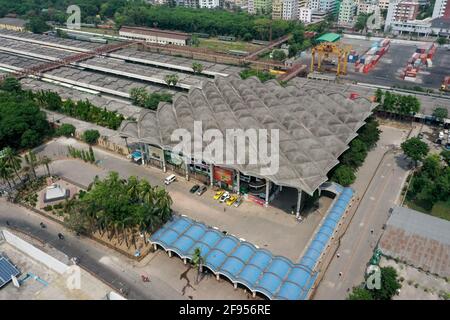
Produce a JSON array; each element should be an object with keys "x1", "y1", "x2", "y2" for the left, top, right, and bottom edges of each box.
[{"x1": 150, "y1": 186, "x2": 353, "y2": 300}]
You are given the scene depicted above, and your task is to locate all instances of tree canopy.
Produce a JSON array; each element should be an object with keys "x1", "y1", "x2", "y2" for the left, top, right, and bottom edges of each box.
[{"x1": 401, "y1": 137, "x2": 429, "y2": 164}]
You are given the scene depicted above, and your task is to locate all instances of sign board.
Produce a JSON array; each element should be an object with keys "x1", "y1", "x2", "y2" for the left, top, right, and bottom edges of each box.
[{"x1": 213, "y1": 167, "x2": 234, "y2": 186}]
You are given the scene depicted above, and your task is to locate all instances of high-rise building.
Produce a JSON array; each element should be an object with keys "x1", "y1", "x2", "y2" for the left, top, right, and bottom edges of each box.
[
  {"x1": 357, "y1": 0, "x2": 379, "y2": 15},
  {"x1": 299, "y1": 7, "x2": 313, "y2": 22},
  {"x1": 384, "y1": 0, "x2": 420, "y2": 31},
  {"x1": 432, "y1": 0, "x2": 450, "y2": 18},
  {"x1": 378, "y1": 0, "x2": 391, "y2": 10},
  {"x1": 199, "y1": 0, "x2": 221, "y2": 7},
  {"x1": 338, "y1": 0, "x2": 357, "y2": 25},
  {"x1": 272, "y1": 0, "x2": 284, "y2": 18},
  {"x1": 308, "y1": 0, "x2": 338, "y2": 13},
  {"x1": 250, "y1": 0, "x2": 273, "y2": 13}
]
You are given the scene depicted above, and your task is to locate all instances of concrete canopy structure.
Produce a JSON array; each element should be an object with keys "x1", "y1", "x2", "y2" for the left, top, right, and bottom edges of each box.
[{"x1": 119, "y1": 76, "x2": 375, "y2": 196}]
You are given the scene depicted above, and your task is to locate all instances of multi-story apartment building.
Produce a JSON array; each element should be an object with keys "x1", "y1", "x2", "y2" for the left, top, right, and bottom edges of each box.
[
  {"x1": 432, "y1": 0, "x2": 450, "y2": 18},
  {"x1": 272, "y1": 0, "x2": 284, "y2": 18},
  {"x1": 199, "y1": 0, "x2": 221, "y2": 7},
  {"x1": 338, "y1": 0, "x2": 357, "y2": 25},
  {"x1": 308, "y1": 0, "x2": 338, "y2": 13},
  {"x1": 378, "y1": 0, "x2": 391, "y2": 10},
  {"x1": 357, "y1": 0, "x2": 379, "y2": 15},
  {"x1": 299, "y1": 7, "x2": 313, "y2": 22},
  {"x1": 384, "y1": 0, "x2": 420, "y2": 31},
  {"x1": 283, "y1": 0, "x2": 299, "y2": 19},
  {"x1": 250, "y1": 0, "x2": 273, "y2": 13}
]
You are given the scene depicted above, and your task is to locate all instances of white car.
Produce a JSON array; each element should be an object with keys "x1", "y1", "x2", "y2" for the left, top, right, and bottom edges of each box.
[{"x1": 219, "y1": 191, "x2": 230, "y2": 203}]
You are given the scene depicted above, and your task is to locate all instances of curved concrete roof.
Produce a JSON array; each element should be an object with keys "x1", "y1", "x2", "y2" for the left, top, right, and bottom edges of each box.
[{"x1": 120, "y1": 76, "x2": 375, "y2": 195}]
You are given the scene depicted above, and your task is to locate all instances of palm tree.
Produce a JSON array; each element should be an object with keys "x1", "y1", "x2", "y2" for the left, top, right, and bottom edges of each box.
[
  {"x1": 24, "y1": 151, "x2": 38, "y2": 179},
  {"x1": 1, "y1": 147, "x2": 23, "y2": 183},
  {"x1": 40, "y1": 156, "x2": 52, "y2": 177},
  {"x1": 192, "y1": 247, "x2": 204, "y2": 284},
  {"x1": 0, "y1": 161, "x2": 14, "y2": 189}
]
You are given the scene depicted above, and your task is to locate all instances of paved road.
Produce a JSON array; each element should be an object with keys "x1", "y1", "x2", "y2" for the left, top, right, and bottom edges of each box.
[
  {"x1": 0, "y1": 199, "x2": 184, "y2": 300},
  {"x1": 313, "y1": 150, "x2": 410, "y2": 299}
]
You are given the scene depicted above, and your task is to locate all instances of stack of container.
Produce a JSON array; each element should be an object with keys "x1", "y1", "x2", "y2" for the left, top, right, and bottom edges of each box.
[
  {"x1": 402, "y1": 43, "x2": 436, "y2": 81},
  {"x1": 354, "y1": 38, "x2": 390, "y2": 73}
]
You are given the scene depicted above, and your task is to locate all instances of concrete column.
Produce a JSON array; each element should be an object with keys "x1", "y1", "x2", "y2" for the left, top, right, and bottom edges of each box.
[
  {"x1": 153, "y1": 244, "x2": 157, "y2": 251},
  {"x1": 236, "y1": 171, "x2": 240, "y2": 195},
  {"x1": 296, "y1": 190, "x2": 303, "y2": 218},
  {"x1": 168, "y1": 251, "x2": 172, "y2": 258},
  {"x1": 210, "y1": 164, "x2": 214, "y2": 187},
  {"x1": 279, "y1": 185, "x2": 282, "y2": 192},
  {"x1": 234, "y1": 283, "x2": 238, "y2": 290},
  {"x1": 265, "y1": 180, "x2": 270, "y2": 207},
  {"x1": 183, "y1": 258, "x2": 187, "y2": 265},
  {"x1": 216, "y1": 274, "x2": 220, "y2": 281}
]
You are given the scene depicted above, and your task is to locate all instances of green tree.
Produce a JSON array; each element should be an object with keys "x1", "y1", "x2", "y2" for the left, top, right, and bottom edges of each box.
[
  {"x1": 25, "y1": 16, "x2": 51, "y2": 34},
  {"x1": 436, "y1": 37, "x2": 448, "y2": 45},
  {"x1": 433, "y1": 107, "x2": 448, "y2": 122},
  {"x1": 371, "y1": 267, "x2": 401, "y2": 300},
  {"x1": 192, "y1": 62, "x2": 204, "y2": 74},
  {"x1": 347, "y1": 287, "x2": 374, "y2": 300},
  {"x1": 375, "y1": 88, "x2": 384, "y2": 103},
  {"x1": 56, "y1": 124, "x2": 76, "y2": 137},
  {"x1": 192, "y1": 247, "x2": 204, "y2": 285},
  {"x1": 164, "y1": 74, "x2": 179, "y2": 87},
  {"x1": 190, "y1": 34, "x2": 200, "y2": 47},
  {"x1": 82, "y1": 130, "x2": 100, "y2": 145},
  {"x1": 341, "y1": 139, "x2": 368, "y2": 168},
  {"x1": 40, "y1": 156, "x2": 52, "y2": 177},
  {"x1": 401, "y1": 137, "x2": 429, "y2": 165},
  {"x1": 1, "y1": 147, "x2": 22, "y2": 182},
  {"x1": 0, "y1": 159, "x2": 14, "y2": 189},
  {"x1": 0, "y1": 76, "x2": 21, "y2": 92},
  {"x1": 24, "y1": 151, "x2": 38, "y2": 179},
  {"x1": 272, "y1": 49, "x2": 287, "y2": 61},
  {"x1": 441, "y1": 150, "x2": 450, "y2": 165},
  {"x1": 330, "y1": 165, "x2": 356, "y2": 186}
]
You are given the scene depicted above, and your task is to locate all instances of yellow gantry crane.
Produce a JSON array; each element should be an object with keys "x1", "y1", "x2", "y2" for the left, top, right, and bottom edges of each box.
[{"x1": 310, "y1": 42, "x2": 351, "y2": 76}]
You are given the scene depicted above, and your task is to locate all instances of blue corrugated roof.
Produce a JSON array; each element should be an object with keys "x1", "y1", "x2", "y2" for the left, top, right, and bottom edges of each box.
[{"x1": 151, "y1": 186, "x2": 353, "y2": 300}]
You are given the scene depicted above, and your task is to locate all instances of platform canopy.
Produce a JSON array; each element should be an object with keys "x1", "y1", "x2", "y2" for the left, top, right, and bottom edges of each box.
[{"x1": 120, "y1": 76, "x2": 375, "y2": 195}]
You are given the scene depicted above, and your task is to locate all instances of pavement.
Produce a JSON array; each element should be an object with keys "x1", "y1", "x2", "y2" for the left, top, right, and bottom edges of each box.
[
  {"x1": 313, "y1": 124, "x2": 411, "y2": 299},
  {"x1": 0, "y1": 199, "x2": 251, "y2": 300},
  {"x1": 32, "y1": 137, "x2": 333, "y2": 262}
]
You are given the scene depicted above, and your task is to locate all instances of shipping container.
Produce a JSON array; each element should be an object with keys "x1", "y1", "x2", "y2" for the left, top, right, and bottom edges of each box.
[
  {"x1": 404, "y1": 76, "x2": 417, "y2": 82},
  {"x1": 427, "y1": 59, "x2": 433, "y2": 67}
]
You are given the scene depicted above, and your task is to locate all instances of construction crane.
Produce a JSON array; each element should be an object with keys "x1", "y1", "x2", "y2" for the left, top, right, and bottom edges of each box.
[{"x1": 310, "y1": 42, "x2": 351, "y2": 76}]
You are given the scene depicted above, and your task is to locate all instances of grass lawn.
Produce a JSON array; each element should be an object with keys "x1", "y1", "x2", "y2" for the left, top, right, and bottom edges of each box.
[
  {"x1": 198, "y1": 38, "x2": 260, "y2": 53},
  {"x1": 404, "y1": 199, "x2": 450, "y2": 221}
]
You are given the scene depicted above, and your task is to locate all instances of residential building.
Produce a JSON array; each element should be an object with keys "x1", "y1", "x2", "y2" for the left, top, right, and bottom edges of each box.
[
  {"x1": 0, "y1": 17, "x2": 27, "y2": 32},
  {"x1": 432, "y1": 0, "x2": 450, "y2": 18},
  {"x1": 283, "y1": 0, "x2": 299, "y2": 19},
  {"x1": 311, "y1": 9, "x2": 330, "y2": 21},
  {"x1": 357, "y1": 0, "x2": 379, "y2": 15},
  {"x1": 385, "y1": 0, "x2": 419, "y2": 31},
  {"x1": 389, "y1": 17, "x2": 433, "y2": 35},
  {"x1": 119, "y1": 26, "x2": 192, "y2": 46},
  {"x1": 338, "y1": 0, "x2": 357, "y2": 26},
  {"x1": 272, "y1": 0, "x2": 284, "y2": 18},
  {"x1": 252, "y1": 0, "x2": 273, "y2": 13},
  {"x1": 378, "y1": 0, "x2": 391, "y2": 10},
  {"x1": 299, "y1": 7, "x2": 313, "y2": 22},
  {"x1": 431, "y1": 16, "x2": 450, "y2": 37},
  {"x1": 199, "y1": 0, "x2": 221, "y2": 8}
]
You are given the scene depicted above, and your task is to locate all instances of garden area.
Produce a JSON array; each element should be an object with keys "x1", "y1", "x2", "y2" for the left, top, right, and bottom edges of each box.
[
  {"x1": 401, "y1": 138, "x2": 450, "y2": 221},
  {"x1": 62, "y1": 172, "x2": 173, "y2": 257}
]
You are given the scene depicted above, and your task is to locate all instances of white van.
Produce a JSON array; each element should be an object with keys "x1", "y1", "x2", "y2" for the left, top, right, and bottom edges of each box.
[{"x1": 164, "y1": 174, "x2": 176, "y2": 185}]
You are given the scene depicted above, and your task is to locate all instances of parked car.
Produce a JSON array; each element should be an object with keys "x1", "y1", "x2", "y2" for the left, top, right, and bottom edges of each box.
[
  {"x1": 213, "y1": 190, "x2": 224, "y2": 200},
  {"x1": 219, "y1": 191, "x2": 230, "y2": 203},
  {"x1": 226, "y1": 195, "x2": 237, "y2": 206},
  {"x1": 190, "y1": 185, "x2": 200, "y2": 193},
  {"x1": 233, "y1": 196, "x2": 243, "y2": 207},
  {"x1": 164, "y1": 174, "x2": 176, "y2": 185},
  {"x1": 196, "y1": 186, "x2": 207, "y2": 196}
]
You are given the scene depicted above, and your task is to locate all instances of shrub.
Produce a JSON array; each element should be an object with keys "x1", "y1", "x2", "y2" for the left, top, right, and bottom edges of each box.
[
  {"x1": 56, "y1": 124, "x2": 76, "y2": 137},
  {"x1": 82, "y1": 130, "x2": 100, "y2": 145},
  {"x1": 43, "y1": 205, "x2": 53, "y2": 212}
]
